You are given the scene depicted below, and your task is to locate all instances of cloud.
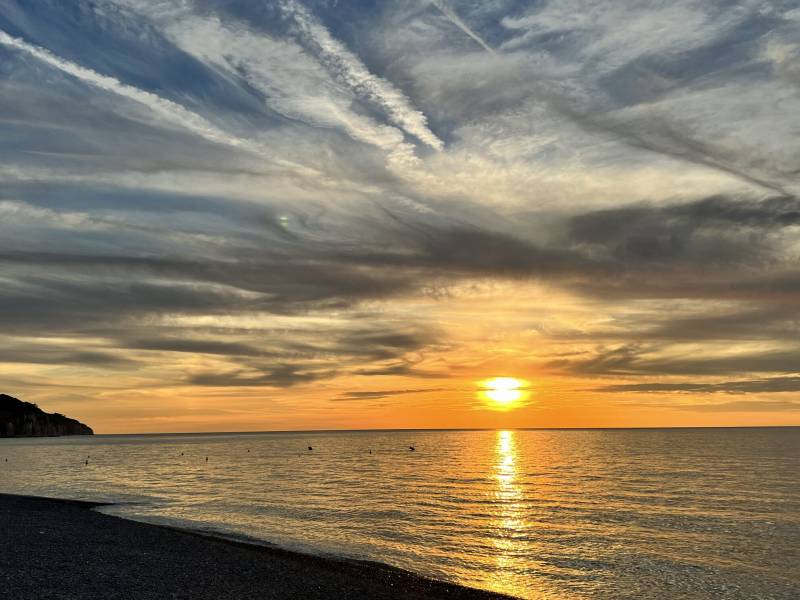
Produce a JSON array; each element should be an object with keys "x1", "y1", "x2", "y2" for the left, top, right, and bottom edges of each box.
[
  {"x1": 354, "y1": 361, "x2": 448, "y2": 379},
  {"x1": 416, "y1": 0, "x2": 800, "y2": 196},
  {"x1": 0, "y1": 343, "x2": 138, "y2": 368},
  {"x1": 188, "y1": 364, "x2": 335, "y2": 388},
  {"x1": 676, "y1": 400, "x2": 800, "y2": 412},
  {"x1": 0, "y1": 188, "x2": 797, "y2": 354},
  {"x1": 632, "y1": 305, "x2": 800, "y2": 342},
  {"x1": 332, "y1": 388, "x2": 444, "y2": 401},
  {"x1": 0, "y1": 29, "x2": 262, "y2": 156},
  {"x1": 128, "y1": 338, "x2": 264, "y2": 357},
  {"x1": 598, "y1": 376, "x2": 800, "y2": 394},
  {"x1": 567, "y1": 194, "x2": 800, "y2": 266},
  {"x1": 430, "y1": 0, "x2": 497, "y2": 55},
  {"x1": 559, "y1": 346, "x2": 800, "y2": 377},
  {"x1": 279, "y1": 0, "x2": 443, "y2": 151},
  {"x1": 123, "y1": 4, "x2": 420, "y2": 165}
]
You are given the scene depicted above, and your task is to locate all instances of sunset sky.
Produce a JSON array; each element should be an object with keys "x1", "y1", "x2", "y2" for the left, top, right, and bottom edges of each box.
[{"x1": 1, "y1": 0, "x2": 799, "y2": 433}]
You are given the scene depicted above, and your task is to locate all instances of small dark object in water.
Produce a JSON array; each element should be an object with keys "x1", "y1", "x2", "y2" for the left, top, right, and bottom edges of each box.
[
  {"x1": 85, "y1": 459, "x2": 88, "y2": 465},
  {"x1": 205, "y1": 456, "x2": 208, "y2": 462},
  {"x1": 409, "y1": 446, "x2": 415, "y2": 451},
  {"x1": 308, "y1": 446, "x2": 313, "y2": 451}
]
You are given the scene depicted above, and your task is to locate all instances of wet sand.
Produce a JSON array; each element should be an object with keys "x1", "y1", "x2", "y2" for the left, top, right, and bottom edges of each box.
[{"x1": 0, "y1": 493, "x2": 514, "y2": 600}]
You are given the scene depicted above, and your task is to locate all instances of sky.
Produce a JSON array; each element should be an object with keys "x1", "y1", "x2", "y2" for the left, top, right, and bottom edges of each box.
[{"x1": 1, "y1": 0, "x2": 799, "y2": 433}]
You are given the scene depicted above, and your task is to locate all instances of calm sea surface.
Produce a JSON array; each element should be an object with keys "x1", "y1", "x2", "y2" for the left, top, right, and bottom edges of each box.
[{"x1": 1, "y1": 428, "x2": 798, "y2": 599}]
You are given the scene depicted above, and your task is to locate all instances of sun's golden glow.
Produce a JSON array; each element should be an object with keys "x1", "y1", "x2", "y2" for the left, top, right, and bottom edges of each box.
[{"x1": 479, "y1": 377, "x2": 529, "y2": 410}]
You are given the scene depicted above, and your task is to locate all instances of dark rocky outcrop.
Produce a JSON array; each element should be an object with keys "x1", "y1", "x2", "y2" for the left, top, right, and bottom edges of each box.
[{"x1": 0, "y1": 394, "x2": 93, "y2": 437}]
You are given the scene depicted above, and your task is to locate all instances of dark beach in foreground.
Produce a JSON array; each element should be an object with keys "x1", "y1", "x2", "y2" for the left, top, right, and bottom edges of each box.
[{"x1": 0, "y1": 494, "x2": 513, "y2": 600}]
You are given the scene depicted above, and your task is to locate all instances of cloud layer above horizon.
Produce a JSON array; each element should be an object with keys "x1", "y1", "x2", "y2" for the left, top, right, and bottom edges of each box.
[{"x1": 1, "y1": 0, "x2": 799, "y2": 430}]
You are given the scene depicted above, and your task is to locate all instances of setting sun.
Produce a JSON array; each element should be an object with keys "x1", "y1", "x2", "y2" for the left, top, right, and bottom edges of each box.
[{"x1": 480, "y1": 377, "x2": 529, "y2": 409}]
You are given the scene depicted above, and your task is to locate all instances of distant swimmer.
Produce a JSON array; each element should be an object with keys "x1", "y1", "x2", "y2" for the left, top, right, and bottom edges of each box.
[
  {"x1": 369, "y1": 449, "x2": 372, "y2": 454},
  {"x1": 308, "y1": 446, "x2": 313, "y2": 451},
  {"x1": 205, "y1": 456, "x2": 209, "y2": 462},
  {"x1": 180, "y1": 452, "x2": 184, "y2": 456},
  {"x1": 85, "y1": 459, "x2": 89, "y2": 465},
  {"x1": 409, "y1": 446, "x2": 415, "y2": 451}
]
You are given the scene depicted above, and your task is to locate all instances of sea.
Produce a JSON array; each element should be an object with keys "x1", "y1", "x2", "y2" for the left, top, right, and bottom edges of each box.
[{"x1": 1, "y1": 428, "x2": 798, "y2": 599}]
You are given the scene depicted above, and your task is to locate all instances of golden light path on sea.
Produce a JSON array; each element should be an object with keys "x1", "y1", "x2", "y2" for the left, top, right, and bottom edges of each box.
[{"x1": 489, "y1": 430, "x2": 526, "y2": 595}]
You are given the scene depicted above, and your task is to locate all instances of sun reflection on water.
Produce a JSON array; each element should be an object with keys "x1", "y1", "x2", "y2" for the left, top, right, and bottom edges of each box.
[{"x1": 489, "y1": 430, "x2": 527, "y2": 596}]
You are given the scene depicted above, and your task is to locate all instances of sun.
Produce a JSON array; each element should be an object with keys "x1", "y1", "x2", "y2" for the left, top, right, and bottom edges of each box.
[{"x1": 479, "y1": 377, "x2": 529, "y2": 410}]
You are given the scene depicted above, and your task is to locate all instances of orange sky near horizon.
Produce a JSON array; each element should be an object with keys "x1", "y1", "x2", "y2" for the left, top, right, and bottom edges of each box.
[
  {"x1": 13, "y1": 279, "x2": 799, "y2": 434},
  {"x1": 32, "y1": 381, "x2": 799, "y2": 435}
]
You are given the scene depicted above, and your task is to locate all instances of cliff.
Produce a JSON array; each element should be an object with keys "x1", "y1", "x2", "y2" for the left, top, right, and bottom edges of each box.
[{"x1": 0, "y1": 394, "x2": 93, "y2": 437}]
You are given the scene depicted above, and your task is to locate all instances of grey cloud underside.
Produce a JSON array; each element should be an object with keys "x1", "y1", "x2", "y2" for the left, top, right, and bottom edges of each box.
[
  {"x1": 332, "y1": 388, "x2": 445, "y2": 401},
  {"x1": 5, "y1": 193, "x2": 797, "y2": 308},
  {"x1": 188, "y1": 365, "x2": 337, "y2": 388},
  {"x1": 353, "y1": 362, "x2": 449, "y2": 379},
  {"x1": 1, "y1": 0, "x2": 799, "y2": 398},
  {"x1": 0, "y1": 342, "x2": 137, "y2": 368},
  {"x1": 1, "y1": 191, "x2": 799, "y2": 386},
  {"x1": 599, "y1": 376, "x2": 800, "y2": 395},
  {"x1": 557, "y1": 347, "x2": 800, "y2": 377},
  {"x1": 566, "y1": 195, "x2": 800, "y2": 271}
]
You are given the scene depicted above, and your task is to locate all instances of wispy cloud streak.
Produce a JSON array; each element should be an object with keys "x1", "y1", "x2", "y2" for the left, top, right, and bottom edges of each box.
[
  {"x1": 0, "y1": 30, "x2": 258, "y2": 154},
  {"x1": 280, "y1": 0, "x2": 444, "y2": 151},
  {"x1": 430, "y1": 0, "x2": 497, "y2": 55}
]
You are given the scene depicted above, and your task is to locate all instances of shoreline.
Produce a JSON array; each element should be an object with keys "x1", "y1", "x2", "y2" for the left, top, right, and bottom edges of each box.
[{"x1": 0, "y1": 493, "x2": 515, "y2": 600}]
